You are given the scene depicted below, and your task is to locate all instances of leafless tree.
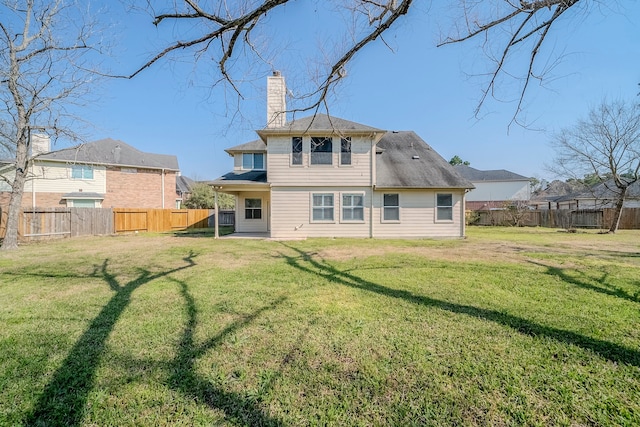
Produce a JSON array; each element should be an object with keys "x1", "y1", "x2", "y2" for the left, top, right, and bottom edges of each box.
[
  {"x1": 439, "y1": 0, "x2": 586, "y2": 124},
  {"x1": 131, "y1": 1, "x2": 592, "y2": 122},
  {"x1": 550, "y1": 99, "x2": 640, "y2": 233},
  {"x1": 129, "y1": 0, "x2": 413, "y2": 115},
  {"x1": 0, "y1": 0, "x2": 105, "y2": 250}
]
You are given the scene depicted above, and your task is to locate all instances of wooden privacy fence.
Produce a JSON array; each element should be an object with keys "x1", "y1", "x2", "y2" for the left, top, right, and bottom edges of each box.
[
  {"x1": 18, "y1": 208, "x2": 114, "y2": 240},
  {"x1": 472, "y1": 208, "x2": 640, "y2": 229},
  {"x1": 4, "y1": 208, "x2": 227, "y2": 242},
  {"x1": 113, "y1": 208, "x2": 210, "y2": 233}
]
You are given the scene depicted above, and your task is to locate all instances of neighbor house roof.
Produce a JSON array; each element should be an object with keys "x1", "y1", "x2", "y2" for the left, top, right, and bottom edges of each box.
[
  {"x1": 176, "y1": 175, "x2": 196, "y2": 194},
  {"x1": 256, "y1": 113, "x2": 384, "y2": 141},
  {"x1": 37, "y1": 138, "x2": 179, "y2": 171},
  {"x1": 556, "y1": 179, "x2": 640, "y2": 202},
  {"x1": 375, "y1": 131, "x2": 474, "y2": 189},
  {"x1": 454, "y1": 165, "x2": 529, "y2": 182},
  {"x1": 225, "y1": 139, "x2": 267, "y2": 155},
  {"x1": 62, "y1": 192, "x2": 105, "y2": 200}
]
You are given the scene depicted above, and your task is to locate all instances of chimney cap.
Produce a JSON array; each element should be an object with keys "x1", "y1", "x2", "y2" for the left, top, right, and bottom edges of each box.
[{"x1": 272, "y1": 70, "x2": 281, "y2": 76}]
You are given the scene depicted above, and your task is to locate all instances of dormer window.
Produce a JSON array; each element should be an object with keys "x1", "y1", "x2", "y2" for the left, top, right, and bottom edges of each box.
[{"x1": 242, "y1": 153, "x2": 264, "y2": 170}]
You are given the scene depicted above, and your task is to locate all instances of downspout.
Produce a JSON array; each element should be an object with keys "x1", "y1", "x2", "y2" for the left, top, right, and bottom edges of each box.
[
  {"x1": 462, "y1": 189, "x2": 469, "y2": 237},
  {"x1": 161, "y1": 169, "x2": 165, "y2": 208},
  {"x1": 369, "y1": 135, "x2": 375, "y2": 238},
  {"x1": 31, "y1": 163, "x2": 35, "y2": 208}
]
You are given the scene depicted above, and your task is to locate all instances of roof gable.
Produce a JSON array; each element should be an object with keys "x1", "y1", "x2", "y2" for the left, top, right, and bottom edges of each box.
[
  {"x1": 225, "y1": 139, "x2": 267, "y2": 154},
  {"x1": 256, "y1": 113, "x2": 384, "y2": 141},
  {"x1": 375, "y1": 131, "x2": 474, "y2": 189},
  {"x1": 37, "y1": 138, "x2": 179, "y2": 170}
]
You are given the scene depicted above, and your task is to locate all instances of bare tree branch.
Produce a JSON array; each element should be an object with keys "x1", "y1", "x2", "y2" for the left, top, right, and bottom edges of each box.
[{"x1": 439, "y1": 0, "x2": 583, "y2": 124}]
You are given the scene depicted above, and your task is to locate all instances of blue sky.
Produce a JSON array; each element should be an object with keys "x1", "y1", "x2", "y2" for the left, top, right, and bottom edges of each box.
[{"x1": 78, "y1": 1, "x2": 640, "y2": 181}]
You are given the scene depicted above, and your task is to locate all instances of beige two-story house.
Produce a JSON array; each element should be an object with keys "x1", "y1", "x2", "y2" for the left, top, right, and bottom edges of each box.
[{"x1": 209, "y1": 73, "x2": 474, "y2": 239}]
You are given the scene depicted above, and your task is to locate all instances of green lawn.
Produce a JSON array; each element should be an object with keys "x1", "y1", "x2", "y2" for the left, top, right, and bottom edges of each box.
[{"x1": 1, "y1": 227, "x2": 639, "y2": 426}]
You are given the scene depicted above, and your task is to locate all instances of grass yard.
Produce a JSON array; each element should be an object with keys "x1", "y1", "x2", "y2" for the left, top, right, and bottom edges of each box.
[{"x1": 1, "y1": 227, "x2": 639, "y2": 426}]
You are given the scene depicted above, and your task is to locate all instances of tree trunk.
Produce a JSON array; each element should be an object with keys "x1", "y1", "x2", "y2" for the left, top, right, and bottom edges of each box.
[
  {"x1": 1, "y1": 137, "x2": 28, "y2": 251},
  {"x1": 1, "y1": 174, "x2": 26, "y2": 250},
  {"x1": 608, "y1": 187, "x2": 627, "y2": 233}
]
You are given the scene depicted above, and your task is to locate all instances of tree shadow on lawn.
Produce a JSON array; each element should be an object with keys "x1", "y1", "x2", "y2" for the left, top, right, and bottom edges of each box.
[
  {"x1": 167, "y1": 276, "x2": 287, "y2": 426},
  {"x1": 528, "y1": 260, "x2": 640, "y2": 304},
  {"x1": 278, "y1": 243, "x2": 640, "y2": 369},
  {"x1": 25, "y1": 252, "x2": 198, "y2": 426}
]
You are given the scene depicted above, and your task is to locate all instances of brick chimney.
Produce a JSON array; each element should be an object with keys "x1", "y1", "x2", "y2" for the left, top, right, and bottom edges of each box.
[
  {"x1": 266, "y1": 71, "x2": 286, "y2": 128},
  {"x1": 30, "y1": 133, "x2": 50, "y2": 156}
]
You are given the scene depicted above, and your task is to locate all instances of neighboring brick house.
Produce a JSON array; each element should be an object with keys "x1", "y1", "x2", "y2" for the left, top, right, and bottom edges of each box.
[
  {"x1": 209, "y1": 72, "x2": 474, "y2": 238},
  {"x1": 0, "y1": 136, "x2": 180, "y2": 209}
]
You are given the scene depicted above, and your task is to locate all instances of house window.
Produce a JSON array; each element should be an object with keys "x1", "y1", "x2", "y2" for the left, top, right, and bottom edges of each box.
[
  {"x1": 341, "y1": 137, "x2": 351, "y2": 165},
  {"x1": 342, "y1": 193, "x2": 364, "y2": 221},
  {"x1": 292, "y1": 137, "x2": 303, "y2": 165},
  {"x1": 72, "y1": 199, "x2": 97, "y2": 208},
  {"x1": 436, "y1": 193, "x2": 453, "y2": 221},
  {"x1": 311, "y1": 137, "x2": 332, "y2": 165},
  {"x1": 383, "y1": 193, "x2": 400, "y2": 221},
  {"x1": 245, "y1": 198, "x2": 262, "y2": 219},
  {"x1": 312, "y1": 193, "x2": 334, "y2": 221},
  {"x1": 242, "y1": 153, "x2": 264, "y2": 170},
  {"x1": 71, "y1": 165, "x2": 93, "y2": 179}
]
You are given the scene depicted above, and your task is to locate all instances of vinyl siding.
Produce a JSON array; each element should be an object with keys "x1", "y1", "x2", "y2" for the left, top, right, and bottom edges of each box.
[
  {"x1": 466, "y1": 181, "x2": 530, "y2": 202},
  {"x1": 267, "y1": 136, "x2": 373, "y2": 187},
  {"x1": 235, "y1": 191, "x2": 270, "y2": 233},
  {"x1": 372, "y1": 189, "x2": 465, "y2": 238},
  {"x1": 270, "y1": 187, "x2": 372, "y2": 238},
  {"x1": 31, "y1": 162, "x2": 107, "y2": 193}
]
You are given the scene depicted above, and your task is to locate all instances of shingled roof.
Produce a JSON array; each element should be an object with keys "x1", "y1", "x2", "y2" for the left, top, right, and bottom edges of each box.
[
  {"x1": 225, "y1": 139, "x2": 266, "y2": 154},
  {"x1": 556, "y1": 179, "x2": 640, "y2": 201},
  {"x1": 454, "y1": 165, "x2": 529, "y2": 181},
  {"x1": 256, "y1": 113, "x2": 384, "y2": 141},
  {"x1": 38, "y1": 138, "x2": 179, "y2": 170},
  {"x1": 375, "y1": 131, "x2": 474, "y2": 189},
  {"x1": 209, "y1": 170, "x2": 268, "y2": 186}
]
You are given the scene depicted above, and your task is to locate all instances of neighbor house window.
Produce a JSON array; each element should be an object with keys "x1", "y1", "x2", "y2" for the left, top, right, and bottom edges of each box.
[
  {"x1": 342, "y1": 193, "x2": 364, "y2": 221},
  {"x1": 311, "y1": 137, "x2": 332, "y2": 165},
  {"x1": 436, "y1": 193, "x2": 453, "y2": 221},
  {"x1": 242, "y1": 153, "x2": 265, "y2": 170},
  {"x1": 71, "y1": 165, "x2": 93, "y2": 179},
  {"x1": 383, "y1": 193, "x2": 399, "y2": 221},
  {"x1": 312, "y1": 193, "x2": 334, "y2": 221},
  {"x1": 245, "y1": 198, "x2": 262, "y2": 219},
  {"x1": 340, "y1": 137, "x2": 351, "y2": 165},
  {"x1": 292, "y1": 137, "x2": 303, "y2": 165}
]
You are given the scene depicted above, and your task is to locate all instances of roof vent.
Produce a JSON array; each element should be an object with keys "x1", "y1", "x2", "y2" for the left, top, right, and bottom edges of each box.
[{"x1": 412, "y1": 155, "x2": 420, "y2": 160}]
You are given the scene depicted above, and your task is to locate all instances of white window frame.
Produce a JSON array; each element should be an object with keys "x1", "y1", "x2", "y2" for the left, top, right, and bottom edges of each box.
[
  {"x1": 244, "y1": 198, "x2": 262, "y2": 219},
  {"x1": 310, "y1": 137, "x2": 333, "y2": 166},
  {"x1": 242, "y1": 153, "x2": 265, "y2": 170},
  {"x1": 382, "y1": 193, "x2": 400, "y2": 223},
  {"x1": 291, "y1": 137, "x2": 303, "y2": 166},
  {"x1": 341, "y1": 192, "x2": 365, "y2": 223},
  {"x1": 311, "y1": 193, "x2": 335, "y2": 223},
  {"x1": 340, "y1": 137, "x2": 352, "y2": 166},
  {"x1": 435, "y1": 193, "x2": 454, "y2": 222},
  {"x1": 70, "y1": 165, "x2": 93, "y2": 180}
]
